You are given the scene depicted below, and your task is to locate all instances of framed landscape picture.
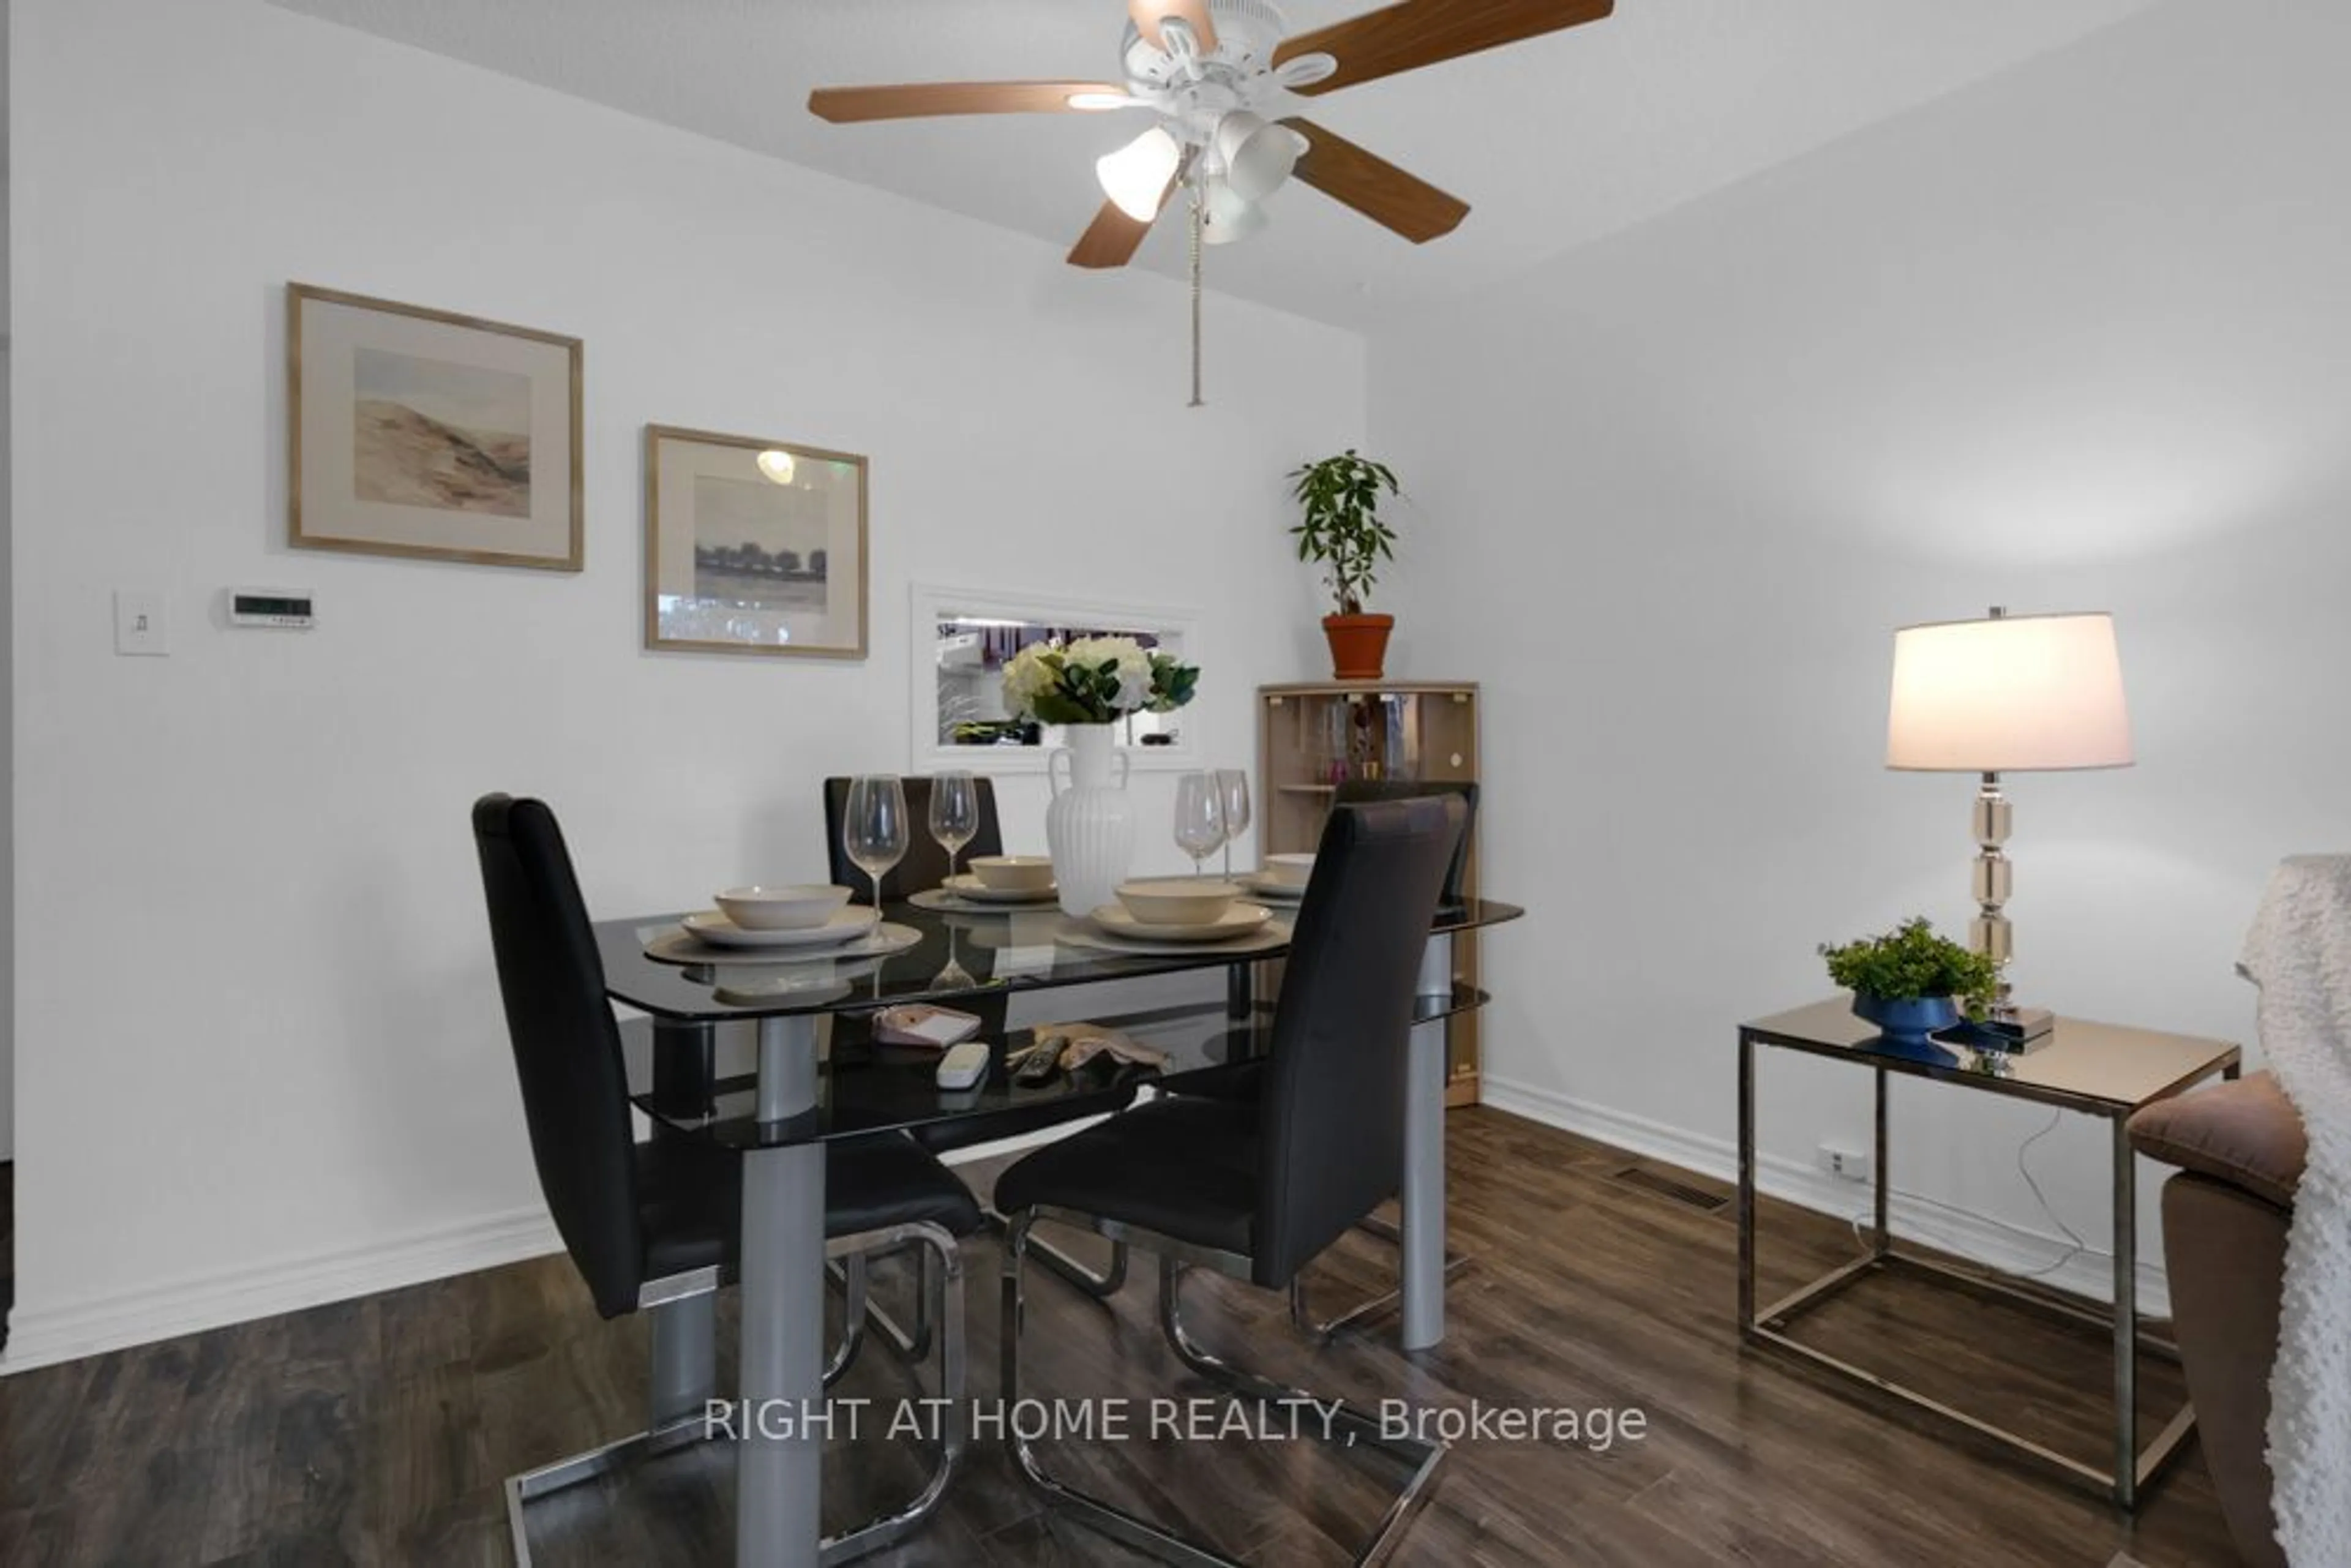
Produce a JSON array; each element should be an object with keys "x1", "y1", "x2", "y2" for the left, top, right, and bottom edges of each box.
[
  {"x1": 288, "y1": 283, "x2": 583, "y2": 571},
  {"x1": 645, "y1": 425, "x2": 870, "y2": 659}
]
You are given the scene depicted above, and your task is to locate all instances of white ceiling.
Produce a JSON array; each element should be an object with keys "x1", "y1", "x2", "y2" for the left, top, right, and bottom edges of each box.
[{"x1": 265, "y1": 0, "x2": 2161, "y2": 329}]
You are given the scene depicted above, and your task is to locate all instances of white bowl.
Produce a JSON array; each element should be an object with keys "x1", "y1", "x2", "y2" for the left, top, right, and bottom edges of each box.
[
  {"x1": 715, "y1": 883, "x2": 853, "y2": 931},
  {"x1": 1262, "y1": 853, "x2": 1317, "y2": 889},
  {"x1": 1116, "y1": 879, "x2": 1240, "y2": 926},
  {"x1": 969, "y1": 855, "x2": 1056, "y2": 894}
]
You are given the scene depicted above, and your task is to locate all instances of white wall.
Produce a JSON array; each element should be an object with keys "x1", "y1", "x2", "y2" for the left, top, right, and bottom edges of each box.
[
  {"x1": 4, "y1": 0, "x2": 1362, "y2": 1367},
  {"x1": 1372, "y1": 0, "x2": 2350, "y2": 1304}
]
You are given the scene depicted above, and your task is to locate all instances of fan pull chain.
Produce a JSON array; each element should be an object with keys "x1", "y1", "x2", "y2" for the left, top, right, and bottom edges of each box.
[{"x1": 1188, "y1": 181, "x2": 1205, "y2": 408}]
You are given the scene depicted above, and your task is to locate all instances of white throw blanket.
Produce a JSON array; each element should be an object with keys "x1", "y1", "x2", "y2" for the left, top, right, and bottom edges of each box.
[{"x1": 2239, "y1": 856, "x2": 2351, "y2": 1567}]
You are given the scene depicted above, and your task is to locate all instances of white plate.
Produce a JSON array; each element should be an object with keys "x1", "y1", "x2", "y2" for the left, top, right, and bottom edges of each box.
[
  {"x1": 1237, "y1": 872, "x2": 1305, "y2": 903},
  {"x1": 1089, "y1": 902, "x2": 1272, "y2": 944},
  {"x1": 943, "y1": 872, "x2": 1060, "y2": 905},
  {"x1": 644, "y1": 921, "x2": 920, "y2": 967},
  {"x1": 681, "y1": 906, "x2": 877, "y2": 950}
]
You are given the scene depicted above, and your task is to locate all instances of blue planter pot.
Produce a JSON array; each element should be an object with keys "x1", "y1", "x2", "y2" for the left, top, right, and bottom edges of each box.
[{"x1": 1851, "y1": 992, "x2": 1963, "y2": 1057}]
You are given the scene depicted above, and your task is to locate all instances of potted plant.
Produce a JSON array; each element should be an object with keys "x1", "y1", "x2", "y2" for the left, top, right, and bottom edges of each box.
[
  {"x1": 1289, "y1": 449, "x2": 1401, "y2": 680},
  {"x1": 1818, "y1": 917, "x2": 1998, "y2": 1054}
]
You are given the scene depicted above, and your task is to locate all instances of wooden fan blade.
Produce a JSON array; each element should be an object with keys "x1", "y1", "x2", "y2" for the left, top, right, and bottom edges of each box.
[
  {"x1": 1283, "y1": 118, "x2": 1469, "y2": 242},
  {"x1": 1275, "y1": 0, "x2": 1614, "y2": 96},
  {"x1": 1068, "y1": 196, "x2": 1164, "y2": 269},
  {"x1": 808, "y1": 81, "x2": 1129, "y2": 123},
  {"x1": 1130, "y1": 0, "x2": 1220, "y2": 55}
]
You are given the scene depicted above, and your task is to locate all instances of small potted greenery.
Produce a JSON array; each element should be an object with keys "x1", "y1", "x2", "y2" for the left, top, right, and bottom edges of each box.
[
  {"x1": 1289, "y1": 449, "x2": 1401, "y2": 680},
  {"x1": 1819, "y1": 918, "x2": 1998, "y2": 1051}
]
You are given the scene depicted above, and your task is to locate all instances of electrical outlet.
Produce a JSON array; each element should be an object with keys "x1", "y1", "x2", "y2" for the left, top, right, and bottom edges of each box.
[{"x1": 1817, "y1": 1143, "x2": 1872, "y2": 1183}]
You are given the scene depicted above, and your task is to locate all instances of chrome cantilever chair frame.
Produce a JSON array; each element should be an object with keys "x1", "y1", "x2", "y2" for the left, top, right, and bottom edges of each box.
[
  {"x1": 838, "y1": 1211, "x2": 1126, "y2": 1365},
  {"x1": 1288, "y1": 1212, "x2": 1472, "y2": 1342},
  {"x1": 1000, "y1": 1206, "x2": 1445, "y2": 1568},
  {"x1": 504, "y1": 1218, "x2": 967, "y2": 1568}
]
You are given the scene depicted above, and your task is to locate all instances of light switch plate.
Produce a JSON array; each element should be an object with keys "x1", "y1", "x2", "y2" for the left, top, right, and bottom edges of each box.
[{"x1": 114, "y1": 590, "x2": 168, "y2": 656}]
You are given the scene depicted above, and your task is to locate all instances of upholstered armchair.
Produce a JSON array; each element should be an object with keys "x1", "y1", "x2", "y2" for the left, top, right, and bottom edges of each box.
[{"x1": 2127, "y1": 1071, "x2": 2308, "y2": 1568}]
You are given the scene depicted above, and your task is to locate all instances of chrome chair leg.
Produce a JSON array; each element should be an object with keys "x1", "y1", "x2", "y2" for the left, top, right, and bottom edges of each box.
[
  {"x1": 1000, "y1": 1213, "x2": 1445, "y2": 1568},
  {"x1": 833, "y1": 1242, "x2": 936, "y2": 1364},
  {"x1": 822, "y1": 1223, "x2": 967, "y2": 1565},
  {"x1": 647, "y1": 1289, "x2": 718, "y2": 1426},
  {"x1": 1289, "y1": 1214, "x2": 1473, "y2": 1343},
  {"x1": 985, "y1": 1204, "x2": 1128, "y2": 1299},
  {"x1": 824, "y1": 1253, "x2": 869, "y2": 1389},
  {"x1": 504, "y1": 1221, "x2": 967, "y2": 1568},
  {"x1": 1160, "y1": 1259, "x2": 1445, "y2": 1567}
]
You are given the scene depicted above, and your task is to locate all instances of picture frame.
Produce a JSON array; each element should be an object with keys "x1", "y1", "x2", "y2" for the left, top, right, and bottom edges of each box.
[
  {"x1": 287, "y1": 282, "x2": 583, "y2": 571},
  {"x1": 644, "y1": 424, "x2": 871, "y2": 660}
]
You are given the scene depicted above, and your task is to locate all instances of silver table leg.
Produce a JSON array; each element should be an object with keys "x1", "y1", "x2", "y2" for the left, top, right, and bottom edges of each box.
[
  {"x1": 2112, "y1": 1113, "x2": 2138, "y2": 1509},
  {"x1": 1400, "y1": 935, "x2": 1453, "y2": 1351},
  {"x1": 738, "y1": 1015, "x2": 825, "y2": 1567},
  {"x1": 1873, "y1": 1065, "x2": 1891, "y2": 1256},
  {"x1": 1738, "y1": 1029, "x2": 1756, "y2": 1337}
]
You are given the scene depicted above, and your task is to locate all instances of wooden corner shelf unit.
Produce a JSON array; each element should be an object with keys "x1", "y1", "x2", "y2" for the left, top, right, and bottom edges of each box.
[{"x1": 1258, "y1": 680, "x2": 1484, "y2": 1107}]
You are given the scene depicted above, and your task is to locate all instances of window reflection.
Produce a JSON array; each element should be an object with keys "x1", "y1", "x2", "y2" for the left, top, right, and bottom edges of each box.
[{"x1": 934, "y1": 615, "x2": 1186, "y2": 751}]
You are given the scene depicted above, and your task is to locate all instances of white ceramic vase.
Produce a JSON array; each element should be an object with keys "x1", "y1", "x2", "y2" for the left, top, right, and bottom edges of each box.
[{"x1": 1046, "y1": 723, "x2": 1136, "y2": 918}]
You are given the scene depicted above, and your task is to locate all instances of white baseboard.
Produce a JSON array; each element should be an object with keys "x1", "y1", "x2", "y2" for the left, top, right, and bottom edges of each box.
[
  {"x1": 1, "y1": 1112, "x2": 1111, "y2": 1375},
  {"x1": 6, "y1": 1086, "x2": 2156, "y2": 1376},
  {"x1": 1480, "y1": 1076, "x2": 2170, "y2": 1319},
  {"x1": 2, "y1": 1205, "x2": 563, "y2": 1375}
]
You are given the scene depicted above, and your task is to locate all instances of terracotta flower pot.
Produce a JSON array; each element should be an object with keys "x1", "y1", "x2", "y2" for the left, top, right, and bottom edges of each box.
[{"x1": 1322, "y1": 613, "x2": 1395, "y2": 680}]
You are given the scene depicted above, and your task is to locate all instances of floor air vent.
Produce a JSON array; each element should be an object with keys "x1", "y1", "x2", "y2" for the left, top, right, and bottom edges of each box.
[{"x1": 1611, "y1": 1165, "x2": 1730, "y2": 1213}]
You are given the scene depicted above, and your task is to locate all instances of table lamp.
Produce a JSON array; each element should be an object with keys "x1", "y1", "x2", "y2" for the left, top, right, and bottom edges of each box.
[{"x1": 1885, "y1": 606, "x2": 2134, "y2": 1045}]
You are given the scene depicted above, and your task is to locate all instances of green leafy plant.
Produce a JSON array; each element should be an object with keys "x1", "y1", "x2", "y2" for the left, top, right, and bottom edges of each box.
[
  {"x1": 1289, "y1": 450, "x2": 1400, "y2": 616},
  {"x1": 1818, "y1": 918, "x2": 1998, "y2": 1018}
]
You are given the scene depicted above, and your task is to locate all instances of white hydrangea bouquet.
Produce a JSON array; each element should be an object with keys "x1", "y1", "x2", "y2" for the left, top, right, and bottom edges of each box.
[{"x1": 1001, "y1": 636, "x2": 1200, "y2": 727}]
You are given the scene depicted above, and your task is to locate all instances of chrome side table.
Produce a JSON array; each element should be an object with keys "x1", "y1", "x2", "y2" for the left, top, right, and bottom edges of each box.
[{"x1": 1736, "y1": 998, "x2": 2240, "y2": 1509}]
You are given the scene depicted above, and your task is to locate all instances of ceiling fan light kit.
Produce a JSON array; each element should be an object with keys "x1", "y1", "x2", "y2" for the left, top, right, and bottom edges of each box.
[
  {"x1": 809, "y1": 0, "x2": 1616, "y2": 398},
  {"x1": 1098, "y1": 127, "x2": 1184, "y2": 221}
]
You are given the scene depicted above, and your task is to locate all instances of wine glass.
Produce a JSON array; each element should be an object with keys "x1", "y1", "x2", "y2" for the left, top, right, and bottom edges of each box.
[
  {"x1": 1173, "y1": 771, "x2": 1227, "y2": 879},
  {"x1": 928, "y1": 771, "x2": 981, "y2": 884},
  {"x1": 842, "y1": 774, "x2": 909, "y2": 911},
  {"x1": 1216, "y1": 769, "x2": 1251, "y2": 880}
]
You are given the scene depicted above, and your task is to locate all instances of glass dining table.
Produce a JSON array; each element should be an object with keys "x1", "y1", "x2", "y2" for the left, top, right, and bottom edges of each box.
[{"x1": 593, "y1": 894, "x2": 1523, "y2": 1568}]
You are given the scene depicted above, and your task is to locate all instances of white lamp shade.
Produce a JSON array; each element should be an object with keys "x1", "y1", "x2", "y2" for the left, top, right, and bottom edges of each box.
[
  {"x1": 755, "y1": 449, "x2": 796, "y2": 485},
  {"x1": 1096, "y1": 127, "x2": 1181, "y2": 222},
  {"x1": 1202, "y1": 179, "x2": 1264, "y2": 244},
  {"x1": 1886, "y1": 612, "x2": 2134, "y2": 772},
  {"x1": 1212, "y1": 111, "x2": 1302, "y2": 203}
]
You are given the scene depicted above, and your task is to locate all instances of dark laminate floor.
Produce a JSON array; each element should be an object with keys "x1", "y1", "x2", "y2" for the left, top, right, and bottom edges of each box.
[{"x1": 0, "y1": 1111, "x2": 2236, "y2": 1566}]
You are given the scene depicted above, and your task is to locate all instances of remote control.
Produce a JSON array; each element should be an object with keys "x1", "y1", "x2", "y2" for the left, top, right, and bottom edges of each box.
[{"x1": 935, "y1": 1040, "x2": 991, "y2": 1091}]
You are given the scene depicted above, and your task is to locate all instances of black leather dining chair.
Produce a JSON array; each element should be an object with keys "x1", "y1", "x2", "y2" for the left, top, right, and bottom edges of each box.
[
  {"x1": 823, "y1": 774, "x2": 1004, "y2": 903},
  {"x1": 992, "y1": 795, "x2": 1467, "y2": 1567},
  {"x1": 471, "y1": 794, "x2": 983, "y2": 1565},
  {"x1": 1334, "y1": 778, "x2": 1478, "y2": 917}
]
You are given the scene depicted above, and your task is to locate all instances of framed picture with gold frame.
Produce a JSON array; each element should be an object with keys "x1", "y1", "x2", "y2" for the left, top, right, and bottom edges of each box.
[
  {"x1": 644, "y1": 424, "x2": 870, "y2": 659},
  {"x1": 288, "y1": 282, "x2": 583, "y2": 571}
]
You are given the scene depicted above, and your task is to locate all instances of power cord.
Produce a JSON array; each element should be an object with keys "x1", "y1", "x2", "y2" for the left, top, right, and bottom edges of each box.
[
  {"x1": 1844, "y1": 1108, "x2": 2104, "y2": 1280},
  {"x1": 2008, "y1": 1108, "x2": 2091, "y2": 1279}
]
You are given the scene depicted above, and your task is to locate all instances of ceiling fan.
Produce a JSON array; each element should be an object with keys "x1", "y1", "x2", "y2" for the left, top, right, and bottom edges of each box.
[{"x1": 809, "y1": 0, "x2": 1616, "y2": 397}]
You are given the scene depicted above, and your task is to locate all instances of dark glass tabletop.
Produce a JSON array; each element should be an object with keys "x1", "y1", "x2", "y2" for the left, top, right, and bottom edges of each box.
[
  {"x1": 594, "y1": 896, "x2": 1523, "y2": 1022},
  {"x1": 599, "y1": 895, "x2": 1522, "y2": 1150}
]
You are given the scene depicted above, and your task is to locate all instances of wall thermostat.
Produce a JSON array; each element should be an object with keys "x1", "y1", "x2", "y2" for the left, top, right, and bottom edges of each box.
[{"x1": 229, "y1": 589, "x2": 316, "y2": 629}]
